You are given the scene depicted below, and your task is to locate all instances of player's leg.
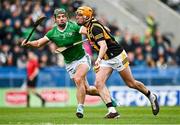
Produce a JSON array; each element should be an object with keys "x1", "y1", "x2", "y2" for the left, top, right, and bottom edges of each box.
[
  {"x1": 26, "y1": 87, "x2": 30, "y2": 107},
  {"x1": 84, "y1": 75, "x2": 118, "y2": 107},
  {"x1": 28, "y1": 87, "x2": 45, "y2": 107},
  {"x1": 113, "y1": 50, "x2": 159, "y2": 115},
  {"x1": 29, "y1": 77, "x2": 45, "y2": 107},
  {"x1": 66, "y1": 58, "x2": 87, "y2": 118},
  {"x1": 119, "y1": 66, "x2": 159, "y2": 115},
  {"x1": 78, "y1": 54, "x2": 100, "y2": 96},
  {"x1": 73, "y1": 63, "x2": 89, "y2": 118},
  {"x1": 26, "y1": 79, "x2": 33, "y2": 107},
  {"x1": 34, "y1": 92, "x2": 45, "y2": 107},
  {"x1": 95, "y1": 67, "x2": 120, "y2": 118}
]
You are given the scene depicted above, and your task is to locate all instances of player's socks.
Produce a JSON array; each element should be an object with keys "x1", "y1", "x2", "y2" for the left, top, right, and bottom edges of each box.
[
  {"x1": 106, "y1": 102, "x2": 116, "y2": 113},
  {"x1": 148, "y1": 92, "x2": 155, "y2": 100},
  {"x1": 111, "y1": 98, "x2": 118, "y2": 107},
  {"x1": 146, "y1": 90, "x2": 151, "y2": 97},
  {"x1": 76, "y1": 104, "x2": 84, "y2": 118}
]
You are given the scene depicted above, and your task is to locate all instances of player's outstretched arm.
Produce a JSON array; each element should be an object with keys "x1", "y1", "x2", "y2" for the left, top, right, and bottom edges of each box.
[{"x1": 21, "y1": 36, "x2": 49, "y2": 48}]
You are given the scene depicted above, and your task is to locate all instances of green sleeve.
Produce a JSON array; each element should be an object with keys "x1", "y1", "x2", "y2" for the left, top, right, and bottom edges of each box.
[{"x1": 72, "y1": 22, "x2": 81, "y2": 32}]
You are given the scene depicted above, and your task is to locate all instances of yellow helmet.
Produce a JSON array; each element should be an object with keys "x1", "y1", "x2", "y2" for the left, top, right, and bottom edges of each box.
[{"x1": 76, "y1": 6, "x2": 93, "y2": 19}]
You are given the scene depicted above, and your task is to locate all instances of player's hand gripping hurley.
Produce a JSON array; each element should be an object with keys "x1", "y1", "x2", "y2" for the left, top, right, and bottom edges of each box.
[{"x1": 21, "y1": 16, "x2": 46, "y2": 46}]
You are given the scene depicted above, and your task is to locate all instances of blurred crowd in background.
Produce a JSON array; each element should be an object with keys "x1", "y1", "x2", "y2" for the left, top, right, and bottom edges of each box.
[
  {"x1": 160, "y1": 0, "x2": 180, "y2": 13},
  {"x1": 0, "y1": 0, "x2": 180, "y2": 69}
]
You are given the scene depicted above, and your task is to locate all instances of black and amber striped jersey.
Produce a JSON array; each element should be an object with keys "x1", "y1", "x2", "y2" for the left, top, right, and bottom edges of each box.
[{"x1": 86, "y1": 18, "x2": 123, "y2": 60}]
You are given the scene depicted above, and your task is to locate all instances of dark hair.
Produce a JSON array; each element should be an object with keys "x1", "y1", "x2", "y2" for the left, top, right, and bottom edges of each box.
[{"x1": 53, "y1": 8, "x2": 68, "y2": 18}]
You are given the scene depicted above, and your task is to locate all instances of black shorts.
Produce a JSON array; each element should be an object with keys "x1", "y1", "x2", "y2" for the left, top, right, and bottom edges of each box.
[{"x1": 27, "y1": 76, "x2": 38, "y2": 88}]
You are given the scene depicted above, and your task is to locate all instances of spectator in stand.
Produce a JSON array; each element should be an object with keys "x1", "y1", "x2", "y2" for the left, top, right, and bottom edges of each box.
[
  {"x1": 43, "y1": 3, "x2": 53, "y2": 18},
  {"x1": 114, "y1": 30, "x2": 122, "y2": 43},
  {"x1": 13, "y1": 20, "x2": 23, "y2": 43},
  {"x1": 4, "y1": 18, "x2": 14, "y2": 45},
  {"x1": 146, "y1": 54, "x2": 156, "y2": 67},
  {"x1": 162, "y1": 0, "x2": 180, "y2": 13},
  {"x1": 141, "y1": 30, "x2": 155, "y2": 48},
  {"x1": 131, "y1": 33, "x2": 142, "y2": 49},
  {"x1": 1, "y1": 1, "x2": 11, "y2": 21},
  {"x1": 59, "y1": 0, "x2": 70, "y2": 11},
  {"x1": 127, "y1": 52, "x2": 135, "y2": 66},
  {"x1": 0, "y1": 20, "x2": 4, "y2": 44},
  {"x1": 21, "y1": 1, "x2": 32, "y2": 20},
  {"x1": 156, "y1": 55, "x2": 167, "y2": 68},
  {"x1": 70, "y1": 0, "x2": 83, "y2": 12},
  {"x1": 39, "y1": 53, "x2": 49, "y2": 68},
  {"x1": 22, "y1": 17, "x2": 33, "y2": 40},
  {"x1": 145, "y1": 12, "x2": 158, "y2": 36},
  {"x1": 31, "y1": 2, "x2": 44, "y2": 22},
  {"x1": 0, "y1": 44, "x2": 11, "y2": 66},
  {"x1": 0, "y1": 0, "x2": 178, "y2": 68},
  {"x1": 134, "y1": 47, "x2": 147, "y2": 67},
  {"x1": 17, "y1": 54, "x2": 27, "y2": 68},
  {"x1": 108, "y1": 20, "x2": 120, "y2": 36},
  {"x1": 12, "y1": 45, "x2": 22, "y2": 66},
  {"x1": 152, "y1": 33, "x2": 167, "y2": 61},
  {"x1": 120, "y1": 31, "x2": 133, "y2": 53}
]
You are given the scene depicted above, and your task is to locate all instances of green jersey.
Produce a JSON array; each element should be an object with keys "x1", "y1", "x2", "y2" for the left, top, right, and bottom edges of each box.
[{"x1": 45, "y1": 21, "x2": 85, "y2": 64}]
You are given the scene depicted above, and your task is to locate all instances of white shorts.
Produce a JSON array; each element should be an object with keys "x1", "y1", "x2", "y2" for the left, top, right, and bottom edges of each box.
[
  {"x1": 100, "y1": 50, "x2": 129, "y2": 72},
  {"x1": 65, "y1": 54, "x2": 91, "y2": 78}
]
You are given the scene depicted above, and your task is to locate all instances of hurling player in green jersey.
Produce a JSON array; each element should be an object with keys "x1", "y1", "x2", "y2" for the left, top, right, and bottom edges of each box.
[{"x1": 21, "y1": 8, "x2": 102, "y2": 118}]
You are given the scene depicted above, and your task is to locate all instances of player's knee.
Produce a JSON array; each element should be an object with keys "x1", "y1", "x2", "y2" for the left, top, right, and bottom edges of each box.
[
  {"x1": 95, "y1": 79, "x2": 104, "y2": 90},
  {"x1": 74, "y1": 76, "x2": 83, "y2": 85},
  {"x1": 127, "y1": 84, "x2": 135, "y2": 88}
]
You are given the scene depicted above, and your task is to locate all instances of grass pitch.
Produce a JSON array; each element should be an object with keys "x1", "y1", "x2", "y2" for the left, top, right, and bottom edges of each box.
[{"x1": 0, "y1": 106, "x2": 179, "y2": 124}]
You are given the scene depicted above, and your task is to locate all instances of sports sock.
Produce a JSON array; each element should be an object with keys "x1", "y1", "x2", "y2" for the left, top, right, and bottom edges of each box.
[
  {"x1": 106, "y1": 102, "x2": 113, "y2": 108},
  {"x1": 146, "y1": 90, "x2": 151, "y2": 98},
  {"x1": 111, "y1": 98, "x2": 118, "y2": 107},
  {"x1": 77, "y1": 104, "x2": 84, "y2": 114},
  {"x1": 106, "y1": 102, "x2": 116, "y2": 113},
  {"x1": 146, "y1": 90, "x2": 156, "y2": 102}
]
